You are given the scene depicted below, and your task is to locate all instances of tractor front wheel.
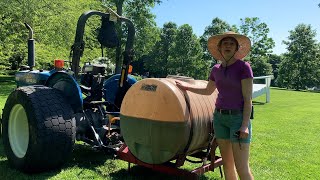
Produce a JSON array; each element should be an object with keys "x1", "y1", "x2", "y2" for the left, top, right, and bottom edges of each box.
[{"x1": 2, "y1": 85, "x2": 76, "y2": 173}]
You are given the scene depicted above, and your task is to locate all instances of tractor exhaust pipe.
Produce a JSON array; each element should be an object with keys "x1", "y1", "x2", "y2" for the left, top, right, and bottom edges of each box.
[{"x1": 24, "y1": 23, "x2": 35, "y2": 70}]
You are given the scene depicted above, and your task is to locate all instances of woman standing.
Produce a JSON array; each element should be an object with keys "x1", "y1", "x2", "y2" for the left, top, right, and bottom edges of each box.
[{"x1": 176, "y1": 31, "x2": 254, "y2": 180}]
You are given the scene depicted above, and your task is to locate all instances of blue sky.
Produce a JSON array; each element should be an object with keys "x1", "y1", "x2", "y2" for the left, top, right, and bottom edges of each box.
[{"x1": 151, "y1": 0, "x2": 320, "y2": 55}]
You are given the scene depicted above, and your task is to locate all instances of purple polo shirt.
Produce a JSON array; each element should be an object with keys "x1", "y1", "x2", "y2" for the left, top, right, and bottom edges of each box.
[{"x1": 209, "y1": 60, "x2": 253, "y2": 110}]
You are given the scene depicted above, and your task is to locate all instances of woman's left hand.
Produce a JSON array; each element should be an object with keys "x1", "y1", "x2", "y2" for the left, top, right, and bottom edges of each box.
[
  {"x1": 238, "y1": 126, "x2": 249, "y2": 139},
  {"x1": 175, "y1": 81, "x2": 188, "y2": 91}
]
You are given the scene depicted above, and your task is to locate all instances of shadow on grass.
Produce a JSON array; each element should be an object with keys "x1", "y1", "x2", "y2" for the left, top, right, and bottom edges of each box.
[
  {"x1": 0, "y1": 137, "x2": 67, "y2": 180},
  {"x1": 0, "y1": 140, "x2": 220, "y2": 180},
  {"x1": 68, "y1": 143, "x2": 112, "y2": 167},
  {"x1": 109, "y1": 166, "x2": 185, "y2": 180},
  {"x1": 253, "y1": 101, "x2": 266, "y2": 106},
  {"x1": 0, "y1": 141, "x2": 111, "y2": 179},
  {"x1": 70, "y1": 144, "x2": 217, "y2": 180},
  {"x1": 108, "y1": 163, "x2": 220, "y2": 180},
  {"x1": 0, "y1": 138, "x2": 52, "y2": 180}
]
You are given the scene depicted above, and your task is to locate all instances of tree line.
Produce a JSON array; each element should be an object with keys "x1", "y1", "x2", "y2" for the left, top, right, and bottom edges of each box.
[{"x1": 0, "y1": 0, "x2": 319, "y2": 90}]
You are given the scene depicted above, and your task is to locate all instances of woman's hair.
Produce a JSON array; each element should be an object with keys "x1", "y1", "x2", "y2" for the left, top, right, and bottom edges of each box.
[{"x1": 218, "y1": 37, "x2": 239, "y2": 50}]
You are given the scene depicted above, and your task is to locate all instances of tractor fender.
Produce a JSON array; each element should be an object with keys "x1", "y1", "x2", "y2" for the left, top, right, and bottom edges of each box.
[
  {"x1": 45, "y1": 72, "x2": 83, "y2": 112},
  {"x1": 103, "y1": 74, "x2": 137, "y2": 105}
]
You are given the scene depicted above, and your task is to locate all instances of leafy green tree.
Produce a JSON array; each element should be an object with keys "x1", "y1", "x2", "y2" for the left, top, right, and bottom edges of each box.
[
  {"x1": 267, "y1": 54, "x2": 282, "y2": 86},
  {"x1": 169, "y1": 24, "x2": 207, "y2": 79},
  {"x1": 145, "y1": 22, "x2": 177, "y2": 77},
  {"x1": 277, "y1": 24, "x2": 320, "y2": 90},
  {"x1": 0, "y1": 0, "x2": 29, "y2": 70},
  {"x1": 124, "y1": 1, "x2": 161, "y2": 75},
  {"x1": 1, "y1": 0, "x2": 162, "y2": 74},
  {"x1": 251, "y1": 57, "x2": 272, "y2": 77},
  {"x1": 0, "y1": 0, "x2": 102, "y2": 70},
  {"x1": 239, "y1": 17, "x2": 274, "y2": 76},
  {"x1": 102, "y1": 0, "x2": 161, "y2": 73},
  {"x1": 199, "y1": 18, "x2": 236, "y2": 65}
]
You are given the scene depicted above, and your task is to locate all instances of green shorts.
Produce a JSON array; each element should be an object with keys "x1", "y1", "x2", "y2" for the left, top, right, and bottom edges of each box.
[{"x1": 213, "y1": 112, "x2": 252, "y2": 143}]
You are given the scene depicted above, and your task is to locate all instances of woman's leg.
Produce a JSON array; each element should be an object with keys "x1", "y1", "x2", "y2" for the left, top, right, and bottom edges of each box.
[
  {"x1": 217, "y1": 139, "x2": 238, "y2": 180},
  {"x1": 232, "y1": 143, "x2": 254, "y2": 180}
]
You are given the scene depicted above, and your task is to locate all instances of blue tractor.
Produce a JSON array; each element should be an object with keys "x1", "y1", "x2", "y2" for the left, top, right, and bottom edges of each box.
[{"x1": 1, "y1": 10, "x2": 137, "y2": 173}]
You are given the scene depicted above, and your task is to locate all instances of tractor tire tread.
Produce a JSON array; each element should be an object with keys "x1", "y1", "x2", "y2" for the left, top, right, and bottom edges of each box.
[{"x1": 2, "y1": 85, "x2": 76, "y2": 173}]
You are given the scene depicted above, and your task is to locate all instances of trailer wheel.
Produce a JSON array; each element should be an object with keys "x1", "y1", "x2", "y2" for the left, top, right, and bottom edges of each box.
[{"x1": 2, "y1": 85, "x2": 76, "y2": 173}]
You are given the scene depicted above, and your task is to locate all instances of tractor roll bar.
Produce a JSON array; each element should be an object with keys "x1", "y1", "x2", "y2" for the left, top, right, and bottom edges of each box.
[{"x1": 71, "y1": 10, "x2": 135, "y2": 78}]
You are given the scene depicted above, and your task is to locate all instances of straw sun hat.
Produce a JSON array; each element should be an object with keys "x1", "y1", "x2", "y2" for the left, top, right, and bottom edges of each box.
[{"x1": 207, "y1": 31, "x2": 251, "y2": 60}]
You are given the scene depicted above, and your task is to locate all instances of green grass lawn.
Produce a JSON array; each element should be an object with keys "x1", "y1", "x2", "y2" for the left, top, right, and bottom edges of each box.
[
  {"x1": 0, "y1": 76, "x2": 319, "y2": 179},
  {"x1": 250, "y1": 88, "x2": 320, "y2": 180}
]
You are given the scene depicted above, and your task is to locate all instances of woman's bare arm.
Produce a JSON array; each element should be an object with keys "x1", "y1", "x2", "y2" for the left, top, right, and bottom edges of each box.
[
  {"x1": 176, "y1": 79, "x2": 216, "y2": 95},
  {"x1": 239, "y1": 78, "x2": 253, "y2": 138}
]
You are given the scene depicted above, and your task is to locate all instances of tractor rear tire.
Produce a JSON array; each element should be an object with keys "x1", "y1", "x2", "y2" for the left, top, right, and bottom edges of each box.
[{"x1": 2, "y1": 85, "x2": 76, "y2": 173}]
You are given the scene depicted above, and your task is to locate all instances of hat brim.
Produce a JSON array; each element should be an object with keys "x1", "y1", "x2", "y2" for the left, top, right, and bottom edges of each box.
[{"x1": 207, "y1": 33, "x2": 251, "y2": 60}]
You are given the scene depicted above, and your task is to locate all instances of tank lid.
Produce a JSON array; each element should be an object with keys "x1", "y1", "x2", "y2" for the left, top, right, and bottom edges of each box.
[{"x1": 166, "y1": 75, "x2": 195, "y2": 84}]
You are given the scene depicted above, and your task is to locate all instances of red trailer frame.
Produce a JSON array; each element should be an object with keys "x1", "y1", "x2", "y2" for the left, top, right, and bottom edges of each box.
[{"x1": 117, "y1": 141, "x2": 223, "y2": 179}]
